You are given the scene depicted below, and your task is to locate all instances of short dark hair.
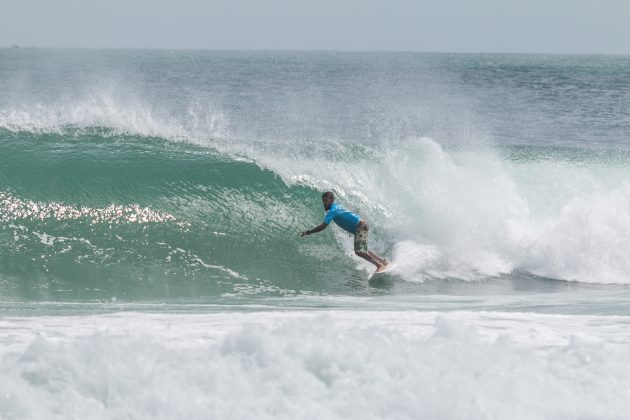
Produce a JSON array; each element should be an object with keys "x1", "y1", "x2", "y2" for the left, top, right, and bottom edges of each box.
[{"x1": 322, "y1": 191, "x2": 334, "y2": 200}]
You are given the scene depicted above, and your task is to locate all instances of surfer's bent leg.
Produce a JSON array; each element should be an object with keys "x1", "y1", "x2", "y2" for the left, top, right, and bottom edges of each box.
[
  {"x1": 354, "y1": 222, "x2": 385, "y2": 270},
  {"x1": 368, "y1": 251, "x2": 387, "y2": 265}
]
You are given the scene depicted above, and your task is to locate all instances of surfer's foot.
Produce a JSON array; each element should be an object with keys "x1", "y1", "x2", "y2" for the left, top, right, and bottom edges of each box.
[{"x1": 375, "y1": 261, "x2": 389, "y2": 273}]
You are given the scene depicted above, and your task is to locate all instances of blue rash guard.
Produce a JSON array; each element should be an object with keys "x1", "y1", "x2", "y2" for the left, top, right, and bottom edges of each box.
[{"x1": 324, "y1": 202, "x2": 361, "y2": 234}]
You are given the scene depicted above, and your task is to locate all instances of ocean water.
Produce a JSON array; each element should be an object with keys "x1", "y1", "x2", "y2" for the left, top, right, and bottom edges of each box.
[{"x1": 1, "y1": 49, "x2": 630, "y2": 419}]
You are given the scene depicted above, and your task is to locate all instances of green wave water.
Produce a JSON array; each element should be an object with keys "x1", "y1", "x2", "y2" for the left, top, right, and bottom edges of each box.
[{"x1": 0, "y1": 129, "x2": 370, "y2": 301}]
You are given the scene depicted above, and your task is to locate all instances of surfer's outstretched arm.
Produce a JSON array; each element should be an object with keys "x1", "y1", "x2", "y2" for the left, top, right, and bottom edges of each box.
[{"x1": 300, "y1": 223, "x2": 327, "y2": 237}]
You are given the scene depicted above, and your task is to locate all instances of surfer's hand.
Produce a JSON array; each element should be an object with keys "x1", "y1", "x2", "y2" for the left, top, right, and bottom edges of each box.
[{"x1": 300, "y1": 231, "x2": 309, "y2": 237}]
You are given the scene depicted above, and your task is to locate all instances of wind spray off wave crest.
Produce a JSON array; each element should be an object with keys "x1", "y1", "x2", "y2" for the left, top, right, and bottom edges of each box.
[{"x1": 0, "y1": 89, "x2": 229, "y2": 141}]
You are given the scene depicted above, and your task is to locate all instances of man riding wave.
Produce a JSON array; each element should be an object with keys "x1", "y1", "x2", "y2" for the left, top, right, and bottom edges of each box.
[{"x1": 300, "y1": 191, "x2": 389, "y2": 272}]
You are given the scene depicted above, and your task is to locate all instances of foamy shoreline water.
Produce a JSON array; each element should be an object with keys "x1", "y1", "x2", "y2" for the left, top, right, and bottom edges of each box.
[{"x1": 1, "y1": 310, "x2": 629, "y2": 419}]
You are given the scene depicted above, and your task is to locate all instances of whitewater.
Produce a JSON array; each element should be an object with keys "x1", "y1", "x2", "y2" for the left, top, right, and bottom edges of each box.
[{"x1": 1, "y1": 49, "x2": 630, "y2": 419}]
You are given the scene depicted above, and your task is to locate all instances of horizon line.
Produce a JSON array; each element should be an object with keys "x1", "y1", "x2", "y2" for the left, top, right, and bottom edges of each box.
[{"x1": 2, "y1": 45, "x2": 629, "y2": 57}]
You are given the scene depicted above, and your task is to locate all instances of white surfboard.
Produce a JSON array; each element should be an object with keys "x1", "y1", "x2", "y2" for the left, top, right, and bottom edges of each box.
[{"x1": 369, "y1": 263, "x2": 397, "y2": 280}]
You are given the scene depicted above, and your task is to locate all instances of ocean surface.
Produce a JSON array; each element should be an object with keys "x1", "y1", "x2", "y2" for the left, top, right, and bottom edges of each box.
[{"x1": 1, "y1": 49, "x2": 630, "y2": 419}]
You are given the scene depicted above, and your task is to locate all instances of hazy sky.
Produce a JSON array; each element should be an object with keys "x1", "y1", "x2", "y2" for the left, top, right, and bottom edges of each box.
[{"x1": 2, "y1": 0, "x2": 629, "y2": 54}]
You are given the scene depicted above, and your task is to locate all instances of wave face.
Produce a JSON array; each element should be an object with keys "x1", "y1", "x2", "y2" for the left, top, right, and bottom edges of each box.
[
  {"x1": 0, "y1": 131, "x2": 344, "y2": 300},
  {"x1": 1, "y1": 50, "x2": 630, "y2": 300}
]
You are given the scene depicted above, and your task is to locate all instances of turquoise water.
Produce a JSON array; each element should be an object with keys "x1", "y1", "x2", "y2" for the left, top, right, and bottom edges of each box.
[{"x1": 1, "y1": 49, "x2": 630, "y2": 419}]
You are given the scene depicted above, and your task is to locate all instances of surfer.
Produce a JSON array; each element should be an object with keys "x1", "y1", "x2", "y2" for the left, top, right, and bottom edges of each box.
[{"x1": 300, "y1": 191, "x2": 389, "y2": 272}]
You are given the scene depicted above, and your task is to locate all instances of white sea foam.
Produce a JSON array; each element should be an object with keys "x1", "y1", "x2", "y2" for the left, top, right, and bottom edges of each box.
[
  {"x1": 254, "y1": 136, "x2": 630, "y2": 284},
  {"x1": 1, "y1": 310, "x2": 629, "y2": 420}
]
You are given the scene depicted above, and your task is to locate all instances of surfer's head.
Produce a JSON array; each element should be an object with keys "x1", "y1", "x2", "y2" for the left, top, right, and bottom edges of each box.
[{"x1": 322, "y1": 191, "x2": 334, "y2": 210}]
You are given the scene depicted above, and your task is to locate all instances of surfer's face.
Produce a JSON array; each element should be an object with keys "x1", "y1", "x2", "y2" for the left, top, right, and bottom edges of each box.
[{"x1": 322, "y1": 196, "x2": 333, "y2": 210}]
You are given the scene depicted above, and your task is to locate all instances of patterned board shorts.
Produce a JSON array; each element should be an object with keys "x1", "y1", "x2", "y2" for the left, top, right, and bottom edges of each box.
[{"x1": 354, "y1": 223, "x2": 369, "y2": 253}]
